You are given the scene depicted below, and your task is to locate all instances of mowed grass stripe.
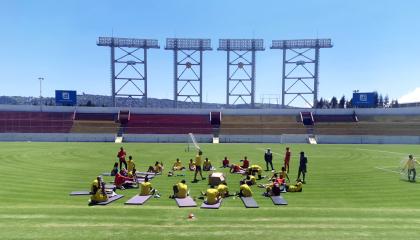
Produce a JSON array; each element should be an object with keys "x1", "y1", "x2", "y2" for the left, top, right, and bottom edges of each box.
[{"x1": 1, "y1": 142, "x2": 420, "y2": 240}]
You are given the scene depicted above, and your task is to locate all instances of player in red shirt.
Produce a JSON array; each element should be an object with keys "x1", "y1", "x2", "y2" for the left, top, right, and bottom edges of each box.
[
  {"x1": 117, "y1": 147, "x2": 127, "y2": 170},
  {"x1": 241, "y1": 156, "x2": 250, "y2": 169},
  {"x1": 284, "y1": 147, "x2": 291, "y2": 173},
  {"x1": 222, "y1": 156, "x2": 230, "y2": 168},
  {"x1": 114, "y1": 170, "x2": 135, "y2": 190}
]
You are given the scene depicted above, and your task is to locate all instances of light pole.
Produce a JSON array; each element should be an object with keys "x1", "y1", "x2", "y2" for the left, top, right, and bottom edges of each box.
[{"x1": 38, "y1": 77, "x2": 44, "y2": 111}]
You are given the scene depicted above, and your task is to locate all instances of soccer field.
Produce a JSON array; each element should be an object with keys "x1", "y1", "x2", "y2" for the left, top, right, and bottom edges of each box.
[{"x1": 1, "y1": 142, "x2": 420, "y2": 240}]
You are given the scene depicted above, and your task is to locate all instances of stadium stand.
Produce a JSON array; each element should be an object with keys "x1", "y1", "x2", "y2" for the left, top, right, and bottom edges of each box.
[
  {"x1": 219, "y1": 115, "x2": 307, "y2": 135},
  {"x1": 125, "y1": 114, "x2": 213, "y2": 134},
  {"x1": 71, "y1": 112, "x2": 119, "y2": 134},
  {"x1": 313, "y1": 115, "x2": 420, "y2": 136},
  {"x1": 0, "y1": 111, "x2": 73, "y2": 133}
]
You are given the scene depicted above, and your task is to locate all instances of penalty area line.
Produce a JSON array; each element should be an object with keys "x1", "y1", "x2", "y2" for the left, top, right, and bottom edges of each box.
[
  {"x1": 256, "y1": 148, "x2": 282, "y2": 156},
  {"x1": 356, "y1": 148, "x2": 407, "y2": 156},
  {"x1": 374, "y1": 166, "x2": 403, "y2": 175}
]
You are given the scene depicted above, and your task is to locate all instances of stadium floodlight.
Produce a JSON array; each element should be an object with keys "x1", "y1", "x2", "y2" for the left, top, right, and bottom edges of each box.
[
  {"x1": 218, "y1": 39, "x2": 265, "y2": 51},
  {"x1": 218, "y1": 39, "x2": 265, "y2": 108},
  {"x1": 271, "y1": 39, "x2": 333, "y2": 49},
  {"x1": 271, "y1": 38, "x2": 333, "y2": 108},
  {"x1": 165, "y1": 38, "x2": 212, "y2": 51},
  {"x1": 165, "y1": 38, "x2": 212, "y2": 108},
  {"x1": 97, "y1": 37, "x2": 159, "y2": 49},
  {"x1": 97, "y1": 37, "x2": 160, "y2": 107}
]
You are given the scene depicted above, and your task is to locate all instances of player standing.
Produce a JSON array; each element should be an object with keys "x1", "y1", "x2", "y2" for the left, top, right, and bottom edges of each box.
[
  {"x1": 297, "y1": 151, "x2": 308, "y2": 184},
  {"x1": 284, "y1": 147, "x2": 291, "y2": 173},
  {"x1": 117, "y1": 147, "x2": 127, "y2": 170},
  {"x1": 264, "y1": 148, "x2": 274, "y2": 171},
  {"x1": 404, "y1": 154, "x2": 419, "y2": 182},
  {"x1": 193, "y1": 150, "x2": 205, "y2": 182}
]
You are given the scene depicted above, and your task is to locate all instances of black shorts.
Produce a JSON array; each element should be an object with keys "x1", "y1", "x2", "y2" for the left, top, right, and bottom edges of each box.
[
  {"x1": 195, "y1": 166, "x2": 202, "y2": 171},
  {"x1": 299, "y1": 166, "x2": 307, "y2": 173}
]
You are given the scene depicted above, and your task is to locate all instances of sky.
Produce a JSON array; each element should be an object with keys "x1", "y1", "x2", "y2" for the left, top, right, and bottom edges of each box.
[{"x1": 1, "y1": 0, "x2": 419, "y2": 106}]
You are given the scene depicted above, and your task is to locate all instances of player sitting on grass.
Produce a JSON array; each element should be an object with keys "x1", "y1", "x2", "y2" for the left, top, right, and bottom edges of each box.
[
  {"x1": 278, "y1": 167, "x2": 290, "y2": 183},
  {"x1": 203, "y1": 158, "x2": 213, "y2": 171},
  {"x1": 172, "y1": 158, "x2": 185, "y2": 171},
  {"x1": 286, "y1": 179, "x2": 303, "y2": 192},
  {"x1": 263, "y1": 179, "x2": 281, "y2": 197},
  {"x1": 243, "y1": 174, "x2": 256, "y2": 186},
  {"x1": 188, "y1": 159, "x2": 196, "y2": 171},
  {"x1": 115, "y1": 169, "x2": 136, "y2": 190},
  {"x1": 201, "y1": 185, "x2": 221, "y2": 205},
  {"x1": 217, "y1": 183, "x2": 230, "y2": 198},
  {"x1": 170, "y1": 179, "x2": 189, "y2": 198},
  {"x1": 247, "y1": 165, "x2": 263, "y2": 179},
  {"x1": 222, "y1": 156, "x2": 230, "y2": 168},
  {"x1": 240, "y1": 156, "x2": 250, "y2": 169},
  {"x1": 140, "y1": 176, "x2": 160, "y2": 198},
  {"x1": 90, "y1": 177, "x2": 109, "y2": 204},
  {"x1": 128, "y1": 168, "x2": 139, "y2": 183},
  {"x1": 230, "y1": 164, "x2": 245, "y2": 174},
  {"x1": 110, "y1": 162, "x2": 119, "y2": 176},
  {"x1": 238, "y1": 180, "x2": 253, "y2": 197},
  {"x1": 147, "y1": 161, "x2": 164, "y2": 174}
]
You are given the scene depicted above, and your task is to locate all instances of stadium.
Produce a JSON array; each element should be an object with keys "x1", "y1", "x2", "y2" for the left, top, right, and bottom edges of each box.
[{"x1": 2, "y1": 1, "x2": 420, "y2": 240}]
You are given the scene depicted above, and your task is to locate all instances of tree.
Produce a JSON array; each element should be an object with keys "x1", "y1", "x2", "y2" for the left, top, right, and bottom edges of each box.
[
  {"x1": 384, "y1": 95, "x2": 390, "y2": 106},
  {"x1": 373, "y1": 91, "x2": 379, "y2": 108},
  {"x1": 346, "y1": 99, "x2": 353, "y2": 108},
  {"x1": 330, "y1": 96, "x2": 338, "y2": 108},
  {"x1": 317, "y1": 98, "x2": 324, "y2": 108},
  {"x1": 378, "y1": 94, "x2": 384, "y2": 108},
  {"x1": 391, "y1": 99, "x2": 399, "y2": 108},
  {"x1": 338, "y1": 96, "x2": 346, "y2": 108}
]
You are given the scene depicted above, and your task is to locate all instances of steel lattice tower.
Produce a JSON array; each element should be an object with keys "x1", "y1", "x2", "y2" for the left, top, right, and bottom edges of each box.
[
  {"x1": 97, "y1": 37, "x2": 159, "y2": 107},
  {"x1": 218, "y1": 39, "x2": 264, "y2": 108},
  {"x1": 165, "y1": 38, "x2": 212, "y2": 108},
  {"x1": 271, "y1": 39, "x2": 332, "y2": 108}
]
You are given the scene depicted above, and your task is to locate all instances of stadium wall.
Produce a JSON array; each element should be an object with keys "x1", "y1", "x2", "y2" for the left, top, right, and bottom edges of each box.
[
  {"x1": 1, "y1": 104, "x2": 420, "y2": 116},
  {"x1": 1, "y1": 133, "x2": 419, "y2": 144}
]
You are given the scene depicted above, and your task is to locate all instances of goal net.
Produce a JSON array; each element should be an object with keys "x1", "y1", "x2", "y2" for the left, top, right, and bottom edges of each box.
[{"x1": 186, "y1": 133, "x2": 200, "y2": 152}]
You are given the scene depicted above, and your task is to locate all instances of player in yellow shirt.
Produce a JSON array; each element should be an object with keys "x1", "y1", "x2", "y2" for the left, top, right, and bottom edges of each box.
[
  {"x1": 139, "y1": 176, "x2": 158, "y2": 196},
  {"x1": 171, "y1": 180, "x2": 189, "y2": 198},
  {"x1": 244, "y1": 174, "x2": 256, "y2": 186},
  {"x1": 286, "y1": 179, "x2": 303, "y2": 192},
  {"x1": 404, "y1": 154, "x2": 419, "y2": 182},
  {"x1": 217, "y1": 183, "x2": 229, "y2": 198},
  {"x1": 90, "y1": 179, "x2": 108, "y2": 204},
  {"x1": 203, "y1": 158, "x2": 213, "y2": 171},
  {"x1": 247, "y1": 165, "x2": 263, "y2": 179},
  {"x1": 90, "y1": 176, "x2": 101, "y2": 195},
  {"x1": 193, "y1": 150, "x2": 205, "y2": 182},
  {"x1": 239, "y1": 180, "x2": 253, "y2": 197},
  {"x1": 127, "y1": 155, "x2": 136, "y2": 173},
  {"x1": 188, "y1": 159, "x2": 196, "y2": 171},
  {"x1": 203, "y1": 185, "x2": 221, "y2": 205},
  {"x1": 172, "y1": 158, "x2": 185, "y2": 171}
]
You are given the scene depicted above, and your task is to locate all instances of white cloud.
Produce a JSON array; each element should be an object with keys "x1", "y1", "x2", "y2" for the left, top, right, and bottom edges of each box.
[{"x1": 398, "y1": 88, "x2": 420, "y2": 103}]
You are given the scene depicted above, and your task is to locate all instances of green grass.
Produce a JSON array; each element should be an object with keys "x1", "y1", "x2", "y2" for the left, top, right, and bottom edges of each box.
[{"x1": 1, "y1": 142, "x2": 420, "y2": 239}]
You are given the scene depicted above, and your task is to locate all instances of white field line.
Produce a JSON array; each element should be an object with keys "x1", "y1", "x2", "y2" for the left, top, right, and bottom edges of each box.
[
  {"x1": 256, "y1": 148, "x2": 282, "y2": 156},
  {"x1": 374, "y1": 166, "x2": 403, "y2": 175},
  {"x1": 356, "y1": 148, "x2": 407, "y2": 156}
]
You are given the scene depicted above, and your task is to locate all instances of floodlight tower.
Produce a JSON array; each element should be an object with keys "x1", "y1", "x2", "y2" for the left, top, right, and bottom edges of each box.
[
  {"x1": 165, "y1": 38, "x2": 212, "y2": 108},
  {"x1": 218, "y1": 39, "x2": 265, "y2": 108},
  {"x1": 271, "y1": 39, "x2": 332, "y2": 108},
  {"x1": 97, "y1": 37, "x2": 160, "y2": 107}
]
